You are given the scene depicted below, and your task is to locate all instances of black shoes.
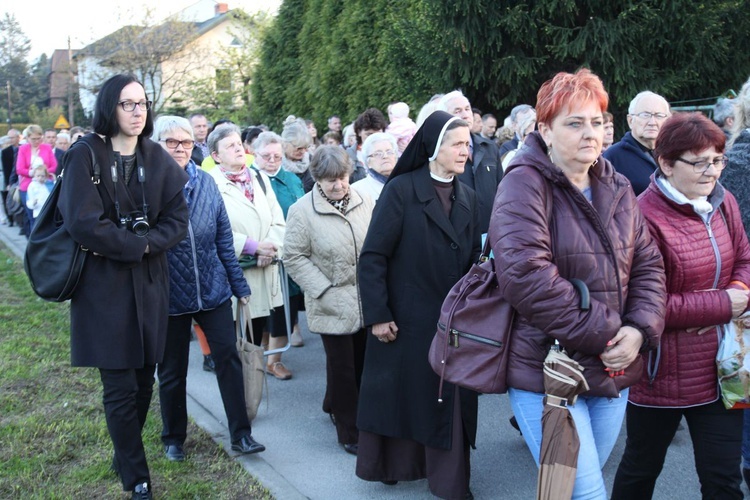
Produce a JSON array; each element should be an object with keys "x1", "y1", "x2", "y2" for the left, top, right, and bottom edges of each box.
[
  {"x1": 231, "y1": 435, "x2": 266, "y2": 454},
  {"x1": 342, "y1": 443, "x2": 358, "y2": 455},
  {"x1": 509, "y1": 415, "x2": 522, "y2": 435},
  {"x1": 132, "y1": 482, "x2": 152, "y2": 499},
  {"x1": 164, "y1": 444, "x2": 185, "y2": 462},
  {"x1": 203, "y1": 354, "x2": 216, "y2": 372}
]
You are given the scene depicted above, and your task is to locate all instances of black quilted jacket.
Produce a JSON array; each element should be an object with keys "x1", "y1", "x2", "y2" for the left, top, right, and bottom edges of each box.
[{"x1": 167, "y1": 161, "x2": 250, "y2": 315}]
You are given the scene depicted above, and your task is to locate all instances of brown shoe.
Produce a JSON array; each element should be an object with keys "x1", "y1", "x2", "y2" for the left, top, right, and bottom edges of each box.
[{"x1": 267, "y1": 361, "x2": 292, "y2": 380}]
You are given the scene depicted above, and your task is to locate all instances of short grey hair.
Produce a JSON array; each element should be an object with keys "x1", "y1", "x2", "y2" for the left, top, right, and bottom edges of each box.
[
  {"x1": 361, "y1": 132, "x2": 398, "y2": 161},
  {"x1": 252, "y1": 131, "x2": 283, "y2": 152},
  {"x1": 309, "y1": 145, "x2": 353, "y2": 181},
  {"x1": 151, "y1": 115, "x2": 194, "y2": 143},
  {"x1": 713, "y1": 98, "x2": 735, "y2": 127},
  {"x1": 628, "y1": 91, "x2": 669, "y2": 114},
  {"x1": 436, "y1": 90, "x2": 468, "y2": 113},
  {"x1": 56, "y1": 132, "x2": 70, "y2": 141},
  {"x1": 510, "y1": 104, "x2": 534, "y2": 124},
  {"x1": 207, "y1": 123, "x2": 241, "y2": 154},
  {"x1": 281, "y1": 116, "x2": 311, "y2": 148}
]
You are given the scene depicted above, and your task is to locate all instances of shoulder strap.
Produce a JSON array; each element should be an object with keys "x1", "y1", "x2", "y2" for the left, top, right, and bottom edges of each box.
[
  {"x1": 250, "y1": 166, "x2": 267, "y2": 195},
  {"x1": 66, "y1": 140, "x2": 100, "y2": 184}
]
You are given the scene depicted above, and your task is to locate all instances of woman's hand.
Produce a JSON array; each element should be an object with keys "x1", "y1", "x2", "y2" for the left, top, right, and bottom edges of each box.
[
  {"x1": 239, "y1": 295, "x2": 250, "y2": 305},
  {"x1": 371, "y1": 321, "x2": 398, "y2": 343},
  {"x1": 726, "y1": 289, "x2": 750, "y2": 318},
  {"x1": 255, "y1": 241, "x2": 278, "y2": 268},
  {"x1": 600, "y1": 326, "x2": 643, "y2": 372}
]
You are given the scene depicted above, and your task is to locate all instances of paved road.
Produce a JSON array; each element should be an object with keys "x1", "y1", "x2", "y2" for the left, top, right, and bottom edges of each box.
[{"x1": 2, "y1": 221, "x2": 742, "y2": 499}]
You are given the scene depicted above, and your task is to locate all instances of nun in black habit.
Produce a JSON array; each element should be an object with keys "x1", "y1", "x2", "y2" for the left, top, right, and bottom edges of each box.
[{"x1": 355, "y1": 111, "x2": 481, "y2": 499}]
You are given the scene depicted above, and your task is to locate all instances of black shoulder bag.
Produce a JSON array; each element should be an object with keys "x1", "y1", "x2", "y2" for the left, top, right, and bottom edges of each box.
[{"x1": 24, "y1": 142, "x2": 99, "y2": 302}]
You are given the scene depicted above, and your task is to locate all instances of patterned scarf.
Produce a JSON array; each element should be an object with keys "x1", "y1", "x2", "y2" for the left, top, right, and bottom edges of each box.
[
  {"x1": 220, "y1": 165, "x2": 254, "y2": 203},
  {"x1": 317, "y1": 183, "x2": 350, "y2": 214}
]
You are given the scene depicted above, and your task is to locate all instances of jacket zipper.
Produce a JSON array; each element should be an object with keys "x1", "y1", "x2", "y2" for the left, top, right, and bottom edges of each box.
[{"x1": 187, "y1": 220, "x2": 203, "y2": 310}]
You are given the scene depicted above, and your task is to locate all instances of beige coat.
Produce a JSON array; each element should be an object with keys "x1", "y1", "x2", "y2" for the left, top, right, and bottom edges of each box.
[
  {"x1": 284, "y1": 186, "x2": 374, "y2": 334},
  {"x1": 209, "y1": 167, "x2": 285, "y2": 318}
]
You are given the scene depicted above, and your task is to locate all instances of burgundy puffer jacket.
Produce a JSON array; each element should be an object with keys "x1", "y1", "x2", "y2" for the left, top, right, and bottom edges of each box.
[
  {"x1": 489, "y1": 132, "x2": 667, "y2": 398},
  {"x1": 630, "y1": 178, "x2": 750, "y2": 407}
]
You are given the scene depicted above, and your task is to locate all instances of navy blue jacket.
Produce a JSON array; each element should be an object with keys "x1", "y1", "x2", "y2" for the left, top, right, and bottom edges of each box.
[
  {"x1": 167, "y1": 161, "x2": 250, "y2": 314},
  {"x1": 603, "y1": 131, "x2": 657, "y2": 196}
]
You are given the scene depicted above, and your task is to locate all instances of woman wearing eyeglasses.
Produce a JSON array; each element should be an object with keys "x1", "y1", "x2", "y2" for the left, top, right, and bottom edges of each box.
[
  {"x1": 58, "y1": 75, "x2": 189, "y2": 499},
  {"x1": 612, "y1": 113, "x2": 750, "y2": 499},
  {"x1": 253, "y1": 131, "x2": 306, "y2": 369},
  {"x1": 151, "y1": 116, "x2": 265, "y2": 464},
  {"x1": 281, "y1": 116, "x2": 314, "y2": 192},
  {"x1": 351, "y1": 132, "x2": 398, "y2": 203}
]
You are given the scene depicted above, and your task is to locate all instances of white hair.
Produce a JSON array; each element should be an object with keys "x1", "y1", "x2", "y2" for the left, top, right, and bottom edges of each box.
[{"x1": 628, "y1": 91, "x2": 669, "y2": 115}]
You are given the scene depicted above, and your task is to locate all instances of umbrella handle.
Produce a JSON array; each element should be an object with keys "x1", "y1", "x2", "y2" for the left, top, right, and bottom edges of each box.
[{"x1": 570, "y1": 278, "x2": 590, "y2": 311}]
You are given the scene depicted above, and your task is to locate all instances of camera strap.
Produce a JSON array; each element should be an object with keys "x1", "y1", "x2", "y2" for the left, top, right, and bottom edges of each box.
[{"x1": 107, "y1": 138, "x2": 148, "y2": 225}]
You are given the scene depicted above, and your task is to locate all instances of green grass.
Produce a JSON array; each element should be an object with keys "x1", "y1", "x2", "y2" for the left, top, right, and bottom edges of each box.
[{"x1": 0, "y1": 249, "x2": 272, "y2": 498}]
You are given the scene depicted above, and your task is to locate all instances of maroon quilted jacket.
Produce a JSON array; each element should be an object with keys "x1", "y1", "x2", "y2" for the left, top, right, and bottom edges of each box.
[
  {"x1": 629, "y1": 177, "x2": 750, "y2": 407},
  {"x1": 489, "y1": 132, "x2": 667, "y2": 398}
]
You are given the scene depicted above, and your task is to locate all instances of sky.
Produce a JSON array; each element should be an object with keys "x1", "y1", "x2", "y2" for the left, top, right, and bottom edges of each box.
[{"x1": 5, "y1": 0, "x2": 281, "y2": 62}]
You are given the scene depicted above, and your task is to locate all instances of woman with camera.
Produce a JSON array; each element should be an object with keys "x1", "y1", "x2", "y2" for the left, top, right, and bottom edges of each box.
[{"x1": 58, "y1": 74, "x2": 189, "y2": 500}]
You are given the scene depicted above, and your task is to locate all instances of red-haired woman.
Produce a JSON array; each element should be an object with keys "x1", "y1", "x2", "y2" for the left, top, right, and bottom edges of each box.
[
  {"x1": 612, "y1": 113, "x2": 750, "y2": 499},
  {"x1": 488, "y1": 68, "x2": 667, "y2": 498}
]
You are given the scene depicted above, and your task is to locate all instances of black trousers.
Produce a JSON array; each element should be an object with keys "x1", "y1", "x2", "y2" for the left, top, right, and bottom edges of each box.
[
  {"x1": 158, "y1": 299, "x2": 252, "y2": 445},
  {"x1": 612, "y1": 399, "x2": 743, "y2": 500},
  {"x1": 320, "y1": 329, "x2": 367, "y2": 444},
  {"x1": 99, "y1": 365, "x2": 155, "y2": 491}
]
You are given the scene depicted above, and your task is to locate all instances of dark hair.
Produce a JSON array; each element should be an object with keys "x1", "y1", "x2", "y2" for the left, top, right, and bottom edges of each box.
[
  {"x1": 93, "y1": 74, "x2": 154, "y2": 138},
  {"x1": 481, "y1": 113, "x2": 496, "y2": 122},
  {"x1": 654, "y1": 112, "x2": 726, "y2": 170},
  {"x1": 321, "y1": 131, "x2": 342, "y2": 144},
  {"x1": 209, "y1": 119, "x2": 234, "y2": 136},
  {"x1": 242, "y1": 126, "x2": 263, "y2": 146},
  {"x1": 472, "y1": 107, "x2": 483, "y2": 116},
  {"x1": 603, "y1": 111, "x2": 614, "y2": 123},
  {"x1": 309, "y1": 145, "x2": 352, "y2": 181},
  {"x1": 354, "y1": 108, "x2": 387, "y2": 145}
]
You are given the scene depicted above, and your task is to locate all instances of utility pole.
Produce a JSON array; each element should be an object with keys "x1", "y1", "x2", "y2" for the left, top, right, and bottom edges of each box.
[
  {"x1": 6, "y1": 80, "x2": 11, "y2": 130},
  {"x1": 67, "y1": 36, "x2": 74, "y2": 126}
]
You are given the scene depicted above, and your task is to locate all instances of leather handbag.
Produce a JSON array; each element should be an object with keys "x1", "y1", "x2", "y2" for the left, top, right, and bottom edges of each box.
[
  {"x1": 428, "y1": 239, "x2": 514, "y2": 400},
  {"x1": 236, "y1": 302, "x2": 265, "y2": 421},
  {"x1": 23, "y1": 143, "x2": 97, "y2": 302}
]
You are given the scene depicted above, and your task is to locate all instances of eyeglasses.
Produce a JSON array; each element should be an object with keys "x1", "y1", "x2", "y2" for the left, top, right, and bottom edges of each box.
[
  {"x1": 258, "y1": 153, "x2": 283, "y2": 162},
  {"x1": 677, "y1": 155, "x2": 728, "y2": 174},
  {"x1": 631, "y1": 111, "x2": 668, "y2": 121},
  {"x1": 368, "y1": 150, "x2": 396, "y2": 159},
  {"x1": 118, "y1": 100, "x2": 152, "y2": 112},
  {"x1": 161, "y1": 138, "x2": 195, "y2": 149}
]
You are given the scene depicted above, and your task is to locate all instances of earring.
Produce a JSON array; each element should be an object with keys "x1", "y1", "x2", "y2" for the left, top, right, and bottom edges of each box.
[{"x1": 547, "y1": 144, "x2": 554, "y2": 164}]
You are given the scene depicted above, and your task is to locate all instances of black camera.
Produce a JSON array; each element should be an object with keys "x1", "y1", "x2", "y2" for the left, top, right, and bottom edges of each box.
[{"x1": 120, "y1": 211, "x2": 150, "y2": 237}]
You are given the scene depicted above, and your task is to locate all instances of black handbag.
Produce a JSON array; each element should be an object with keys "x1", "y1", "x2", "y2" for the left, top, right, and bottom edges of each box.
[{"x1": 24, "y1": 143, "x2": 99, "y2": 302}]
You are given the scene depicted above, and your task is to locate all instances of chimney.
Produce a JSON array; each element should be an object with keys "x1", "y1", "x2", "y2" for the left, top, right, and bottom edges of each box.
[{"x1": 215, "y1": 3, "x2": 229, "y2": 15}]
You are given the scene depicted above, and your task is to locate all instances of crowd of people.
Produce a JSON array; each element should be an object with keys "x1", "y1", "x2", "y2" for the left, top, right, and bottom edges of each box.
[{"x1": 7, "y1": 69, "x2": 750, "y2": 499}]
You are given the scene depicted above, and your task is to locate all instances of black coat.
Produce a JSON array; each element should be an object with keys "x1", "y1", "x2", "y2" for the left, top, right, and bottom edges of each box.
[
  {"x1": 457, "y1": 133, "x2": 503, "y2": 233},
  {"x1": 357, "y1": 165, "x2": 481, "y2": 450},
  {"x1": 602, "y1": 131, "x2": 657, "y2": 196},
  {"x1": 58, "y1": 134, "x2": 189, "y2": 369},
  {"x1": 1, "y1": 145, "x2": 16, "y2": 187}
]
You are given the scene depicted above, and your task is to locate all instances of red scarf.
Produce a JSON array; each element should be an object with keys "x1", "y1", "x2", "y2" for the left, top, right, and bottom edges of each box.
[{"x1": 221, "y1": 165, "x2": 254, "y2": 203}]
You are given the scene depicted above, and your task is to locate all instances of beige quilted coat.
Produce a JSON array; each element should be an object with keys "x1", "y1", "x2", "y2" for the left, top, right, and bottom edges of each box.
[
  {"x1": 209, "y1": 167, "x2": 285, "y2": 319},
  {"x1": 284, "y1": 186, "x2": 374, "y2": 334}
]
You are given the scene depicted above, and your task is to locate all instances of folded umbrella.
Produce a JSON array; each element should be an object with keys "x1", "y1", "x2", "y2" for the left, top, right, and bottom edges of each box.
[{"x1": 536, "y1": 345, "x2": 590, "y2": 500}]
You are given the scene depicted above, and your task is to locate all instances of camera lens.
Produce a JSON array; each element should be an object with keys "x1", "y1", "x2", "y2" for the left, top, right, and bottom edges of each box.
[{"x1": 132, "y1": 220, "x2": 149, "y2": 237}]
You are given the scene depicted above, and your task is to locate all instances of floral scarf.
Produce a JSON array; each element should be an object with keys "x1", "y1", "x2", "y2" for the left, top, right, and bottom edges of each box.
[
  {"x1": 317, "y1": 183, "x2": 350, "y2": 214},
  {"x1": 220, "y1": 165, "x2": 254, "y2": 203}
]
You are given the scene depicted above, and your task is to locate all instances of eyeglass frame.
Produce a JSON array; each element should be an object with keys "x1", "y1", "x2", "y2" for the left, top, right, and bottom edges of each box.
[
  {"x1": 160, "y1": 138, "x2": 195, "y2": 150},
  {"x1": 367, "y1": 149, "x2": 397, "y2": 159},
  {"x1": 629, "y1": 111, "x2": 669, "y2": 121},
  {"x1": 118, "y1": 100, "x2": 152, "y2": 112},
  {"x1": 676, "y1": 155, "x2": 728, "y2": 174},
  {"x1": 258, "y1": 152, "x2": 283, "y2": 162}
]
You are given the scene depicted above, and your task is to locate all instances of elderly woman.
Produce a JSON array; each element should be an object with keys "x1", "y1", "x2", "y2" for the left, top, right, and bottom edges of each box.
[
  {"x1": 207, "y1": 124, "x2": 288, "y2": 377},
  {"x1": 346, "y1": 108, "x2": 387, "y2": 184},
  {"x1": 356, "y1": 111, "x2": 480, "y2": 499},
  {"x1": 253, "y1": 131, "x2": 306, "y2": 360},
  {"x1": 602, "y1": 111, "x2": 615, "y2": 151},
  {"x1": 58, "y1": 74, "x2": 189, "y2": 499},
  {"x1": 612, "y1": 113, "x2": 750, "y2": 499},
  {"x1": 490, "y1": 69, "x2": 666, "y2": 499},
  {"x1": 283, "y1": 145, "x2": 374, "y2": 454},
  {"x1": 281, "y1": 116, "x2": 314, "y2": 192},
  {"x1": 16, "y1": 123, "x2": 57, "y2": 235},
  {"x1": 151, "y1": 116, "x2": 264, "y2": 461},
  {"x1": 351, "y1": 132, "x2": 398, "y2": 202}
]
